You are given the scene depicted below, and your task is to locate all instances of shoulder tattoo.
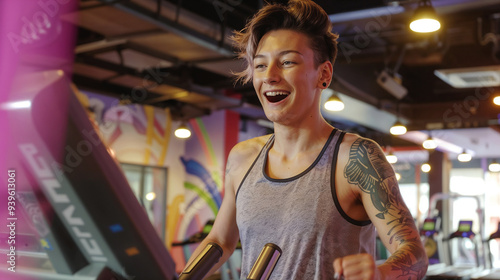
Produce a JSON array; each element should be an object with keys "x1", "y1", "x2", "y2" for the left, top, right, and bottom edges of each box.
[{"x1": 344, "y1": 138, "x2": 414, "y2": 242}]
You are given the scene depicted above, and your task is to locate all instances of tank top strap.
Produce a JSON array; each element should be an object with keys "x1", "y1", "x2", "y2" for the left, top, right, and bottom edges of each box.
[
  {"x1": 235, "y1": 134, "x2": 275, "y2": 201},
  {"x1": 330, "y1": 130, "x2": 372, "y2": 226}
]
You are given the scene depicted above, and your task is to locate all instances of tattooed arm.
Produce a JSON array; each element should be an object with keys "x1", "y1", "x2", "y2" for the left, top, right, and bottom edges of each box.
[{"x1": 335, "y1": 136, "x2": 428, "y2": 280}]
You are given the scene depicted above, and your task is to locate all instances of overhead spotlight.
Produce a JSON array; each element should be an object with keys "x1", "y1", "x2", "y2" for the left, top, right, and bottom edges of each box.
[
  {"x1": 494, "y1": 96, "x2": 500, "y2": 106},
  {"x1": 386, "y1": 151, "x2": 398, "y2": 164},
  {"x1": 410, "y1": 0, "x2": 441, "y2": 33},
  {"x1": 324, "y1": 92, "x2": 344, "y2": 111},
  {"x1": 457, "y1": 150, "x2": 472, "y2": 162},
  {"x1": 422, "y1": 135, "x2": 437, "y2": 149},
  {"x1": 175, "y1": 122, "x2": 191, "y2": 139},
  {"x1": 390, "y1": 120, "x2": 407, "y2": 135},
  {"x1": 489, "y1": 160, "x2": 500, "y2": 172},
  {"x1": 421, "y1": 163, "x2": 431, "y2": 173},
  {"x1": 145, "y1": 192, "x2": 157, "y2": 201}
]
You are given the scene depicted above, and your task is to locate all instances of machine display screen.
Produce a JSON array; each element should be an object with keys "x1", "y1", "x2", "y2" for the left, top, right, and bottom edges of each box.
[
  {"x1": 458, "y1": 220, "x2": 473, "y2": 232},
  {"x1": 423, "y1": 219, "x2": 436, "y2": 231}
]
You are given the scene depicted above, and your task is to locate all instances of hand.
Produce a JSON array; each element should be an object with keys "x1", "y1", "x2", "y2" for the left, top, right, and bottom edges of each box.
[{"x1": 333, "y1": 253, "x2": 380, "y2": 280}]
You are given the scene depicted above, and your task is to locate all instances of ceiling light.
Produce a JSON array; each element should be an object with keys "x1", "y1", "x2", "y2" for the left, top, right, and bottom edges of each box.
[
  {"x1": 410, "y1": 18, "x2": 440, "y2": 33},
  {"x1": 390, "y1": 121, "x2": 407, "y2": 135},
  {"x1": 494, "y1": 96, "x2": 500, "y2": 106},
  {"x1": 421, "y1": 163, "x2": 431, "y2": 173},
  {"x1": 324, "y1": 93, "x2": 344, "y2": 111},
  {"x1": 145, "y1": 192, "x2": 156, "y2": 201},
  {"x1": 489, "y1": 160, "x2": 500, "y2": 172},
  {"x1": 422, "y1": 136, "x2": 437, "y2": 149},
  {"x1": 410, "y1": 0, "x2": 441, "y2": 33},
  {"x1": 175, "y1": 122, "x2": 191, "y2": 139},
  {"x1": 457, "y1": 150, "x2": 472, "y2": 162},
  {"x1": 386, "y1": 151, "x2": 398, "y2": 164}
]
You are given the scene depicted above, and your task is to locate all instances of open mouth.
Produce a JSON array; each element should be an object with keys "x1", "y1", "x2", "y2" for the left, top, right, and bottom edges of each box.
[{"x1": 265, "y1": 91, "x2": 290, "y2": 103}]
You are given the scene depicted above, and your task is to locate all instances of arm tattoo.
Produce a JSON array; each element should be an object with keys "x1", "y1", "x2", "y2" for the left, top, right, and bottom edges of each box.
[{"x1": 344, "y1": 138, "x2": 427, "y2": 279}]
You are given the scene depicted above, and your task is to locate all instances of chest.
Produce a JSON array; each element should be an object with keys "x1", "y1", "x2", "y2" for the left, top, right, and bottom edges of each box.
[
  {"x1": 265, "y1": 150, "x2": 322, "y2": 180},
  {"x1": 236, "y1": 159, "x2": 335, "y2": 232}
]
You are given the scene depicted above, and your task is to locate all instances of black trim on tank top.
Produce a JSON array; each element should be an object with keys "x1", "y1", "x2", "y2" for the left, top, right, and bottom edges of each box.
[
  {"x1": 330, "y1": 132, "x2": 372, "y2": 227},
  {"x1": 262, "y1": 128, "x2": 337, "y2": 183},
  {"x1": 235, "y1": 134, "x2": 275, "y2": 203}
]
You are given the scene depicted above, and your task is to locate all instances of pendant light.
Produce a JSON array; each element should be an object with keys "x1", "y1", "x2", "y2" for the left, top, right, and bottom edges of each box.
[
  {"x1": 421, "y1": 162, "x2": 431, "y2": 173},
  {"x1": 494, "y1": 96, "x2": 500, "y2": 106},
  {"x1": 457, "y1": 149, "x2": 472, "y2": 162},
  {"x1": 175, "y1": 121, "x2": 191, "y2": 139},
  {"x1": 422, "y1": 133, "x2": 437, "y2": 149},
  {"x1": 410, "y1": 0, "x2": 441, "y2": 33},
  {"x1": 390, "y1": 103, "x2": 407, "y2": 135},
  {"x1": 386, "y1": 151, "x2": 398, "y2": 164},
  {"x1": 324, "y1": 92, "x2": 345, "y2": 111},
  {"x1": 489, "y1": 160, "x2": 500, "y2": 172},
  {"x1": 390, "y1": 120, "x2": 407, "y2": 135}
]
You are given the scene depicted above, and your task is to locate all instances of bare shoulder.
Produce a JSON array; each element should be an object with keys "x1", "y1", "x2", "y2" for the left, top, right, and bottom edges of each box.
[
  {"x1": 338, "y1": 133, "x2": 392, "y2": 182},
  {"x1": 339, "y1": 132, "x2": 382, "y2": 149},
  {"x1": 338, "y1": 133, "x2": 385, "y2": 162},
  {"x1": 338, "y1": 132, "x2": 362, "y2": 150},
  {"x1": 338, "y1": 133, "x2": 376, "y2": 164},
  {"x1": 336, "y1": 133, "x2": 393, "y2": 204},
  {"x1": 227, "y1": 135, "x2": 271, "y2": 163},
  {"x1": 225, "y1": 135, "x2": 272, "y2": 193}
]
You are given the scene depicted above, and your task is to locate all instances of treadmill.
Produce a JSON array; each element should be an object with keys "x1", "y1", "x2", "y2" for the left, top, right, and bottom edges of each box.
[
  {"x1": 2, "y1": 73, "x2": 178, "y2": 279},
  {"x1": 426, "y1": 220, "x2": 483, "y2": 279},
  {"x1": 1, "y1": 1, "x2": 177, "y2": 278},
  {"x1": 424, "y1": 193, "x2": 489, "y2": 280},
  {"x1": 470, "y1": 222, "x2": 500, "y2": 280}
]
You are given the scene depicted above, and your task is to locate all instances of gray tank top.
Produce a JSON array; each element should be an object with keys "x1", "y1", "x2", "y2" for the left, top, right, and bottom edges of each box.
[{"x1": 235, "y1": 129, "x2": 376, "y2": 280}]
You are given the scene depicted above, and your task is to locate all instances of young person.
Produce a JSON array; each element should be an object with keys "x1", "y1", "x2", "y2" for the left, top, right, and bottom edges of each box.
[{"x1": 183, "y1": 1, "x2": 428, "y2": 279}]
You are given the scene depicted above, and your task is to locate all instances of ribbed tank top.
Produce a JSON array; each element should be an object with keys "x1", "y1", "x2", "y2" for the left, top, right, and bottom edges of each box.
[{"x1": 235, "y1": 129, "x2": 376, "y2": 280}]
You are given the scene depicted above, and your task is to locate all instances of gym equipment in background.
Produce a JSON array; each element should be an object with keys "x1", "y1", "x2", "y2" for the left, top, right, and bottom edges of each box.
[
  {"x1": 424, "y1": 193, "x2": 488, "y2": 280},
  {"x1": 421, "y1": 217, "x2": 442, "y2": 265}
]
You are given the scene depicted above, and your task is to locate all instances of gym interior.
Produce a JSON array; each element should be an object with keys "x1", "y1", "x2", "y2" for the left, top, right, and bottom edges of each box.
[{"x1": 1, "y1": 0, "x2": 500, "y2": 279}]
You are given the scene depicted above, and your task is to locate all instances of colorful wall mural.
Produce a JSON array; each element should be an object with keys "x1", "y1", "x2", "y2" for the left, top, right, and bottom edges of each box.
[
  {"x1": 171, "y1": 114, "x2": 226, "y2": 268},
  {"x1": 78, "y1": 89, "x2": 240, "y2": 273}
]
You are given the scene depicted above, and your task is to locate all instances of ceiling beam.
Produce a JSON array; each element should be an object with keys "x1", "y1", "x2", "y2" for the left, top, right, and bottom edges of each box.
[
  {"x1": 73, "y1": 73, "x2": 163, "y2": 102},
  {"x1": 74, "y1": 56, "x2": 243, "y2": 108},
  {"x1": 97, "y1": 0, "x2": 234, "y2": 57},
  {"x1": 125, "y1": 41, "x2": 180, "y2": 64},
  {"x1": 75, "y1": 55, "x2": 139, "y2": 76},
  {"x1": 73, "y1": 74, "x2": 211, "y2": 120},
  {"x1": 75, "y1": 39, "x2": 127, "y2": 54}
]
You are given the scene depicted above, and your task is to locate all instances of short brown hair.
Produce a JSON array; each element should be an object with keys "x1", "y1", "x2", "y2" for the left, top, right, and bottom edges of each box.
[{"x1": 232, "y1": 0, "x2": 339, "y2": 84}]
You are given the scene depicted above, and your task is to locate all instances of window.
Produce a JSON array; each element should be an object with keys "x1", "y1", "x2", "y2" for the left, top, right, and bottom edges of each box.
[{"x1": 120, "y1": 163, "x2": 167, "y2": 241}]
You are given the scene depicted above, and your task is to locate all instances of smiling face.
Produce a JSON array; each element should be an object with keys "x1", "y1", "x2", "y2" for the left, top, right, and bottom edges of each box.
[{"x1": 252, "y1": 29, "x2": 330, "y2": 126}]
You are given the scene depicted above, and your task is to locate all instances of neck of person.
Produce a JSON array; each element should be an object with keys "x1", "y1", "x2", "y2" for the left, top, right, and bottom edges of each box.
[{"x1": 271, "y1": 115, "x2": 333, "y2": 156}]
